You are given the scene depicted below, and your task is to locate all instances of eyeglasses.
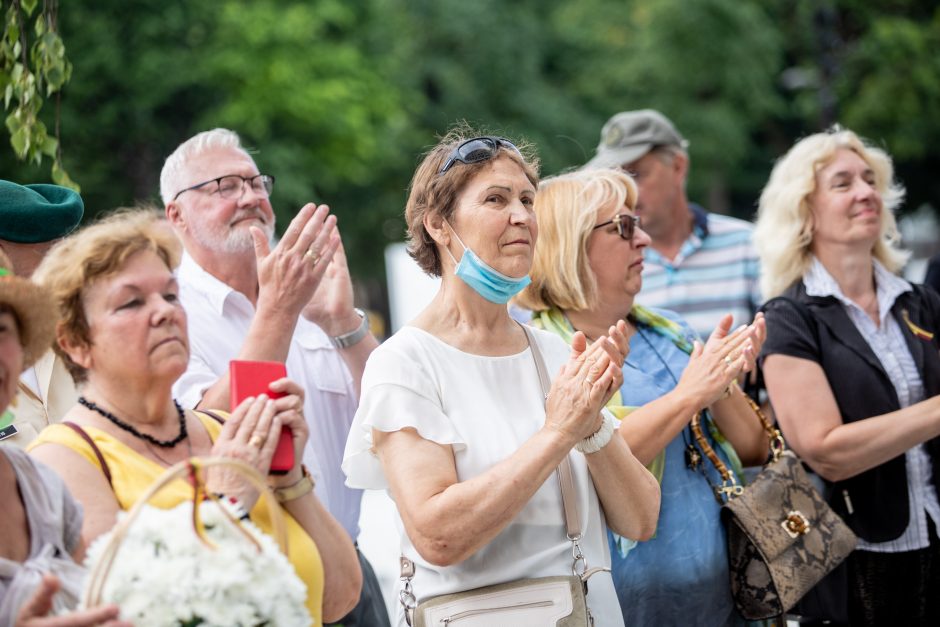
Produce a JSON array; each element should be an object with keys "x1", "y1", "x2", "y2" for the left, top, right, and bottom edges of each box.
[
  {"x1": 592, "y1": 214, "x2": 641, "y2": 241},
  {"x1": 172, "y1": 173, "x2": 275, "y2": 201},
  {"x1": 439, "y1": 136, "x2": 522, "y2": 175}
]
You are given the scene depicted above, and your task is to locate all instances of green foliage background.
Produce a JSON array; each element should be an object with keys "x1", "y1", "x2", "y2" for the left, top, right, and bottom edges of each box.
[{"x1": 2, "y1": 0, "x2": 939, "y2": 309}]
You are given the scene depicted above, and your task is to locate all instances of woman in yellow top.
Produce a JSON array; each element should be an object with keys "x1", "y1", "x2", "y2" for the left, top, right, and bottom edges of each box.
[{"x1": 27, "y1": 210, "x2": 361, "y2": 623}]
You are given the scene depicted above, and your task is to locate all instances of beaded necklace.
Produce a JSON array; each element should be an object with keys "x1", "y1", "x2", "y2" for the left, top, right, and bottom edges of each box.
[{"x1": 78, "y1": 396, "x2": 187, "y2": 449}]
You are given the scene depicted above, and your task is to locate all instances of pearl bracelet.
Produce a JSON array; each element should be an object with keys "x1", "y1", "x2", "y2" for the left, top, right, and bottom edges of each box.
[{"x1": 575, "y1": 413, "x2": 615, "y2": 454}]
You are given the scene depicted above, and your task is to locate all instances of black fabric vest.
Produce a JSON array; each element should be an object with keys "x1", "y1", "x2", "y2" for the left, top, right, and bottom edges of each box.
[{"x1": 767, "y1": 283, "x2": 940, "y2": 543}]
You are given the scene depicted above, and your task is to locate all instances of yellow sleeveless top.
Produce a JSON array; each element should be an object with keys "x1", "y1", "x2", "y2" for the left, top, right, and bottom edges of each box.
[{"x1": 28, "y1": 413, "x2": 324, "y2": 622}]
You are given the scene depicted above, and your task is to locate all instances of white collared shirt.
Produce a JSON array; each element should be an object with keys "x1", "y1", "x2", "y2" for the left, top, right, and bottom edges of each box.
[
  {"x1": 804, "y1": 257, "x2": 940, "y2": 552},
  {"x1": 173, "y1": 253, "x2": 363, "y2": 539}
]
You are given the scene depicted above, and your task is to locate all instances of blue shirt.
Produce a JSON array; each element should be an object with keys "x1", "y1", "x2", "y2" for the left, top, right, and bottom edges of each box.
[
  {"x1": 611, "y1": 308, "x2": 744, "y2": 626},
  {"x1": 639, "y1": 205, "x2": 762, "y2": 341}
]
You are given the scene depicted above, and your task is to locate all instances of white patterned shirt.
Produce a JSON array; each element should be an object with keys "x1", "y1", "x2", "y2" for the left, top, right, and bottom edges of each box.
[
  {"x1": 804, "y1": 257, "x2": 940, "y2": 552},
  {"x1": 173, "y1": 253, "x2": 363, "y2": 540}
]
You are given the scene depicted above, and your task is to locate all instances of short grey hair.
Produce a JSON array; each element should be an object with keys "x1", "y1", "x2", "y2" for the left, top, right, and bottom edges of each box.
[{"x1": 159, "y1": 128, "x2": 249, "y2": 205}]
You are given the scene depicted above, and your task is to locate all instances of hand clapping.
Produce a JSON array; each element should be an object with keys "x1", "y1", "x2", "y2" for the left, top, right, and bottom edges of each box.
[
  {"x1": 544, "y1": 320, "x2": 630, "y2": 444},
  {"x1": 677, "y1": 312, "x2": 766, "y2": 408}
]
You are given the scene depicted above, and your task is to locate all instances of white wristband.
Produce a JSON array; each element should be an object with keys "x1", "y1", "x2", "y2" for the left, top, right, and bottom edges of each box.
[{"x1": 575, "y1": 413, "x2": 615, "y2": 454}]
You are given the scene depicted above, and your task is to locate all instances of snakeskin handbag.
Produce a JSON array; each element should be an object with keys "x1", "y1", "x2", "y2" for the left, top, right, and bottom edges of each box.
[{"x1": 691, "y1": 398, "x2": 857, "y2": 620}]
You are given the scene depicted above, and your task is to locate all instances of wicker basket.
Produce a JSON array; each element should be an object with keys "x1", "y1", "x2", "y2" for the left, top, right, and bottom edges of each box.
[{"x1": 82, "y1": 456, "x2": 289, "y2": 609}]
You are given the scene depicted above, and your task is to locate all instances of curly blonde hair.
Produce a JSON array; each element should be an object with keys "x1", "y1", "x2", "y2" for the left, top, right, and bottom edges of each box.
[
  {"x1": 33, "y1": 208, "x2": 182, "y2": 383},
  {"x1": 754, "y1": 127, "x2": 908, "y2": 299}
]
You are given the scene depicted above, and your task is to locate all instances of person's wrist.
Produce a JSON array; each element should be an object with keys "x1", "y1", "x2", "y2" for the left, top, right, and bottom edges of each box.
[
  {"x1": 269, "y1": 466, "x2": 303, "y2": 489},
  {"x1": 256, "y1": 296, "x2": 303, "y2": 326},
  {"x1": 323, "y1": 309, "x2": 362, "y2": 336},
  {"x1": 329, "y1": 308, "x2": 369, "y2": 348},
  {"x1": 272, "y1": 465, "x2": 315, "y2": 503},
  {"x1": 575, "y1": 413, "x2": 615, "y2": 454},
  {"x1": 722, "y1": 380, "x2": 738, "y2": 399}
]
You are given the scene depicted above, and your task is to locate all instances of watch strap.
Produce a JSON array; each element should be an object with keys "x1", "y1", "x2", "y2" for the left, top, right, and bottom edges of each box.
[
  {"x1": 331, "y1": 308, "x2": 369, "y2": 349},
  {"x1": 273, "y1": 465, "x2": 315, "y2": 503}
]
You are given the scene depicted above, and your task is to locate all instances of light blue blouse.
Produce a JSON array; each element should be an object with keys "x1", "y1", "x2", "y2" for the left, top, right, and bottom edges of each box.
[{"x1": 610, "y1": 309, "x2": 745, "y2": 627}]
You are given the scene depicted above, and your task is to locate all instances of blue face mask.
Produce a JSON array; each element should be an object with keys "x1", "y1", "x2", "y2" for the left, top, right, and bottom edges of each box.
[{"x1": 444, "y1": 221, "x2": 531, "y2": 304}]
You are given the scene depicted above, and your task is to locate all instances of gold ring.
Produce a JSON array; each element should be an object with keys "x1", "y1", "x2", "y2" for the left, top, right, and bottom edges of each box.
[
  {"x1": 249, "y1": 435, "x2": 264, "y2": 449},
  {"x1": 303, "y1": 248, "x2": 321, "y2": 266}
]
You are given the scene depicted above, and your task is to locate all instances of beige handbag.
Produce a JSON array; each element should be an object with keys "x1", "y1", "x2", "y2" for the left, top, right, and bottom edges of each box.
[
  {"x1": 691, "y1": 399, "x2": 857, "y2": 620},
  {"x1": 400, "y1": 325, "x2": 605, "y2": 627}
]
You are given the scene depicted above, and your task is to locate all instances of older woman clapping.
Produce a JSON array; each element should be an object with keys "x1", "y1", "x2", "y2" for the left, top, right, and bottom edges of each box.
[
  {"x1": 755, "y1": 127, "x2": 940, "y2": 625},
  {"x1": 515, "y1": 167, "x2": 768, "y2": 626},
  {"x1": 343, "y1": 131, "x2": 660, "y2": 627},
  {"x1": 27, "y1": 210, "x2": 360, "y2": 624}
]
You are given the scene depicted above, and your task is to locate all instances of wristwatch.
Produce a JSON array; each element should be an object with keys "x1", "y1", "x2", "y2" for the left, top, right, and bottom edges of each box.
[
  {"x1": 273, "y1": 465, "x2": 315, "y2": 503},
  {"x1": 330, "y1": 308, "x2": 370, "y2": 349}
]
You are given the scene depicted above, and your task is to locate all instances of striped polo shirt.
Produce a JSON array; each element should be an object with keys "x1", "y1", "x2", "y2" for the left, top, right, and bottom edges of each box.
[{"x1": 637, "y1": 204, "x2": 762, "y2": 340}]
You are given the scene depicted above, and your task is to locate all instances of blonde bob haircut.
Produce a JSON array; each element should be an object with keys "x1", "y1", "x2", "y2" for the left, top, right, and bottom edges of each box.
[
  {"x1": 515, "y1": 168, "x2": 638, "y2": 312},
  {"x1": 33, "y1": 208, "x2": 182, "y2": 383},
  {"x1": 754, "y1": 126, "x2": 908, "y2": 300}
]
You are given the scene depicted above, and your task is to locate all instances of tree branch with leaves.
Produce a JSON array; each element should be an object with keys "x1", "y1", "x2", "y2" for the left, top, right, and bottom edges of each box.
[{"x1": 0, "y1": 0, "x2": 77, "y2": 189}]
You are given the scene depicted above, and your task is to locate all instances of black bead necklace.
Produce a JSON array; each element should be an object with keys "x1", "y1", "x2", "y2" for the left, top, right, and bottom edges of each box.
[{"x1": 78, "y1": 397, "x2": 187, "y2": 449}]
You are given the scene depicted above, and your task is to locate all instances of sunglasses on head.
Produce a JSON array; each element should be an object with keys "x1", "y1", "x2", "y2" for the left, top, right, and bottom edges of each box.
[
  {"x1": 438, "y1": 136, "x2": 522, "y2": 175},
  {"x1": 592, "y1": 213, "x2": 641, "y2": 241}
]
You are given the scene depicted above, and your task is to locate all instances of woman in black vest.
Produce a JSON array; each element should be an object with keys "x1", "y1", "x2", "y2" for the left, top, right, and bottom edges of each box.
[{"x1": 755, "y1": 127, "x2": 940, "y2": 626}]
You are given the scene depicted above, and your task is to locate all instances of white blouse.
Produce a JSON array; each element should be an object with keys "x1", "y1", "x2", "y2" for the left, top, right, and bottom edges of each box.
[{"x1": 343, "y1": 326, "x2": 624, "y2": 627}]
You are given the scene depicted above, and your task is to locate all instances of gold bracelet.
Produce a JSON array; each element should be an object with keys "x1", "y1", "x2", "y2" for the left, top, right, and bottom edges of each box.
[{"x1": 273, "y1": 465, "x2": 315, "y2": 503}]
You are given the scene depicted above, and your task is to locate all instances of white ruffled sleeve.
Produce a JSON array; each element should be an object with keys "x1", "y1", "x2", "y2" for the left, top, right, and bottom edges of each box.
[{"x1": 342, "y1": 336, "x2": 465, "y2": 490}]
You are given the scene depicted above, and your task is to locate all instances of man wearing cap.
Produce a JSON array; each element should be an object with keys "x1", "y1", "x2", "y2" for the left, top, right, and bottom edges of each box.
[
  {"x1": 162, "y1": 128, "x2": 388, "y2": 626},
  {"x1": 0, "y1": 180, "x2": 82, "y2": 448},
  {"x1": 585, "y1": 110, "x2": 761, "y2": 339}
]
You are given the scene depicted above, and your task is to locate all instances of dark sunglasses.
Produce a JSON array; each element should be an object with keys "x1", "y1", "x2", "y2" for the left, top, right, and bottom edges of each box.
[
  {"x1": 592, "y1": 213, "x2": 641, "y2": 241},
  {"x1": 439, "y1": 136, "x2": 522, "y2": 175}
]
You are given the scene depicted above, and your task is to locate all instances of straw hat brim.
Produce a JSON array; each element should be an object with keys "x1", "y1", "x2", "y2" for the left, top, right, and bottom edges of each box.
[{"x1": 0, "y1": 275, "x2": 57, "y2": 370}]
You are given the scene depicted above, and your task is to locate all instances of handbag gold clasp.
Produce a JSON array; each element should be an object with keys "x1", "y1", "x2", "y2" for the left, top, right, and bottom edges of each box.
[
  {"x1": 713, "y1": 475, "x2": 744, "y2": 503},
  {"x1": 781, "y1": 510, "x2": 811, "y2": 538}
]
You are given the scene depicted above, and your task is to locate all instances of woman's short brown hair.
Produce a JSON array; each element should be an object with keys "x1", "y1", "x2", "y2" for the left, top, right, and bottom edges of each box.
[
  {"x1": 33, "y1": 208, "x2": 182, "y2": 384},
  {"x1": 405, "y1": 125, "x2": 540, "y2": 276}
]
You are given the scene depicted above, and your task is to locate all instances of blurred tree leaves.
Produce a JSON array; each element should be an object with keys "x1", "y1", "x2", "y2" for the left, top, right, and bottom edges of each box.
[
  {"x1": 1, "y1": 0, "x2": 77, "y2": 188},
  {"x1": 1, "y1": 0, "x2": 939, "y2": 285}
]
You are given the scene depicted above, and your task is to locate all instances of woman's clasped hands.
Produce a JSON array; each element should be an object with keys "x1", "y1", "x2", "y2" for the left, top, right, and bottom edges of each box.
[
  {"x1": 678, "y1": 312, "x2": 766, "y2": 408},
  {"x1": 545, "y1": 320, "x2": 630, "y2": 443}
]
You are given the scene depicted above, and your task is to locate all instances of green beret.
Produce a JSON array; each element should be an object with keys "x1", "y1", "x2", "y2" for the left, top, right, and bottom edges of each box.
[{"x1": 0, "y1": 179, "x2": 84, "y2": 243}]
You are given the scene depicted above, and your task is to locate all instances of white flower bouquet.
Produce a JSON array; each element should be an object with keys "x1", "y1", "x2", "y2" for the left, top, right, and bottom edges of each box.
[{"x1": 81, "y1": 458, "x2": 313, "y2": 627}]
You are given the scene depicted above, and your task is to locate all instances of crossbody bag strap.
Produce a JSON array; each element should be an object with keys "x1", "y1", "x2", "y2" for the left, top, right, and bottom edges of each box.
[
  {"x1": 520, "y1": 323, "x2": 582, "y2": 540},
  {"x1": 63, "y1": 421, "x2": 114, "y2": 488},
  {"x1": 197, "y1": 409, "x2": 227, "y2": 425}
]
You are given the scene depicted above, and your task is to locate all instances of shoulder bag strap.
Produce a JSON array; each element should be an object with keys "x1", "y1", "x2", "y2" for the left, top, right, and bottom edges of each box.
[
  {"x1": 690, "y1": 396, "x2": 784, "y2": 503},
  {"x1": 63, "y1": 421, "x2": 113, "y2": 488},
  {"x1": 197, "y1": 409, "x2": 226, "y2": 425},
  {"x1": 520, "y1": 323, "x2": 582, "y2": 540}
]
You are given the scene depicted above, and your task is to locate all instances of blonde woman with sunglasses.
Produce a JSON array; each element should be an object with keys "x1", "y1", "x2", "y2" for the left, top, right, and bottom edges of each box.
[{"x1": 516, "y1": 167, "x2": 768, "y2": 626}]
